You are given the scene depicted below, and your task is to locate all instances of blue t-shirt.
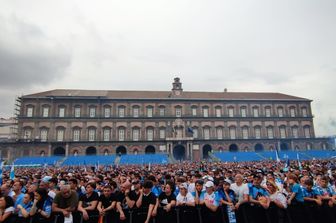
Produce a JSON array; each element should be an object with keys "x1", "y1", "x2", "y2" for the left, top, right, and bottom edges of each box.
[
  {"x1": 302, "y1": 187, "x2": 320, "y2": 198},
  {"x1": 151, "y1": 185, "x2": 162, "y2": 197},
  {"x1": 18, "y1": 201, "x2": 33, "y2": 217},
  {"x1": 218, "y1": 189, "x2": 235, "y2": 203},
  {"x1": 290, "y1": 183, "x2": 304, "y2": 202},
  {"x1": 249, "y1": 185, "x2": 269, "y2": 199},
  {"x1": 14, "y1": 193, "x2": 25, "y2": 208}
]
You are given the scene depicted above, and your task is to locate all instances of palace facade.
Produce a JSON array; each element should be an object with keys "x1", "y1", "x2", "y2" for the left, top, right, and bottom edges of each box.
[{"x1": 0, "y1": 78, "x2": 331, "y2": 161}]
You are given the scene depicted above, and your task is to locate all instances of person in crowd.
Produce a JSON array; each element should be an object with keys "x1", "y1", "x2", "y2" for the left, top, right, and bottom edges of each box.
[
  {"x1": 193, "y1": 180, "x2": 204, "y2": 205},
  {"x1": 136, "y1": 180, "x2": 157, "y2": 223},
  {"x1": 52, "y1": 185, "x2": 79, "y2": 223},
  {"x1": 97, "y1": 185, "x2": 117, "y2": 222},
  {"x1": 78, "y1": 181, "x2": 99, "y2": 223},
  {"x1": 11, "y1": 181, "x2": 25, "y2": 208},
  {"x1": 16, "y1": 192, "x2": 34, "y2": 223},
  {"x1": 69, "y1": 178, "x2": 83, "y2": 197},
  {"x1": 176, "y1": 182, "x2": 195, "y2": 207},
  {"x1": 157, "y1": 180, "x2": 176, "y2": 223},
  {"x1": 266, "y1": 180, "x2": 287, "y2": 223},
  {"x1": 286, "y1": 173, "x2": 305, "y2": 223},
  {"x1": 30, "y1": 188, "x2": 52, "y2": 223},
  {"x1": 125, "y1": 179, "x2": 141, "y2": 209},
  {"x1": 199, "y1": 181, "x2": 221, "y2": 222},
  {"x1": 0, "y1": 196, "x2": 15, "y2": 223}
]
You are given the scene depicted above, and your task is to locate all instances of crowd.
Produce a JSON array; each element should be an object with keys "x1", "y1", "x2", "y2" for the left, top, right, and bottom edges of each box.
[{"x1": 0, "y1": 158, "x2": 335, "y2": 223}]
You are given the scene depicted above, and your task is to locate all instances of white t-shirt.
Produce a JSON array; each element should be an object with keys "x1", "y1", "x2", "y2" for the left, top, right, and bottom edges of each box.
[
  {"x1": 230, "y1": 183, "x2": 249, "y2": 203},
  {"x1": 188, "y1": 183, "x2": 195, "y2": 193},
  {"x1": 5, "y1": 206, "x2": 15, "y2": 213},
  {"x1": 176, "y1": 192, "x2": 195, "y2": 204},
  {"x1": 269, "y1": 192, "x2": 287, "y2": 208}
]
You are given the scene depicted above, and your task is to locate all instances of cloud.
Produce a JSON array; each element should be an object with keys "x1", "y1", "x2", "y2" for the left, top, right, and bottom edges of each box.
[{"x1": 0, "y1": 15, "x2": 71, "y2": 89}]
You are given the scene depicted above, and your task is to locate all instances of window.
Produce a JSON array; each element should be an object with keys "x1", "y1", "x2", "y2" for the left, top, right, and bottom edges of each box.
[
  {"x1": 132, "y1": 128, "x2": 140, "y2": 141},
  {"x1": 159, "y1": 107, "x2": 165, "y2": 116},
  {"x1": 74, "y1": 107, "x2": 81, "y2": 118},
  {"x1": 103, "y1": 128, "x2": 110, "y2": 141},
  {"x1": 24, "y1": 129, "x2": 32, "y2": 139},
  {"x1": 242, "y1": 127, "x2": 249, "y2": 139},
  {"x1": 59, "y1": 107, "x2": 65, "y2": 117},
  {"x1": 229, "y1": 127, "x2": 236, "y2": 139},
  {"x1": 176, "y1": 128, "x2": 183, "y2": 138},
  {"x1": 104, "y1": 107, "x2": 111, "y2": 118},
  {"x1": 73, "y1": 129, "x2": 80, "y2": 141},
  {"x1": 255, "y1": 127, "x2": 261, "y2": 139},
  {"x1": 159, "y1": 129, "x2": 166, "y2": 139},
  {"x1": 56, "y1": 129, "x2": 64, "y2": 142},
  {"x1": 228, "y1": 107, "x2": 234, "y2": 117},
  {"x1": 175, "y1": 107, "x2": 182, "y2": 117},
  {"x1": 277, "y1": 107, "x2": 284, "y2": 117},
  {"x1": 265, "y1": 107, "x2": 271, "y2": 117},
  {"x1": 267, "y1": 127, "x2": 274, "y2": 139},
  {"x1": 42, "y1": 107, "x2": 49, "y2": 117},
  {"x1": 27, "y1": 107, "x2": 33, "y2": 117},
  {"x1": 292, "y1": 127, "x2": 298, "y2": 138},
  {"x1": 147, "y1": 107, "x2": 153, "y2": 117},
  {"x1": 279, "y1": 126, "x2": 286, "y2": 138},
  {"x1": 118, "y1": 128, "x2": 125, "y2": 141},
  {"x1": 302, "y1": 107, "x2": 308, "y2": 117},
  {"x1": 215, "y1": 107, "x2": 221, "y2": 117},
  {"x1": 89, "y1": 107, "x2": 96, "y2": 118},
  {"x1": 191, "y1": 107, "x2": 197, "y2": 116},
  {"x1": 203, "y1": 107, "x2": 209, "y2": 117},
  {"x1": 304, "y1": 126, "x2": 310, "y2": 138},
  {"x1": 290, "y1": 107, "x2": 296, "y2": 117},
  {"x1": 253, "y1": 107, "x2": 259, "y2": 117},
  {"x1": 118, "y1": 106, "x2": 125, "y2": 117},
  {"x1": 133, "y1": 106, "x2": 139, "y2": 117},
  {"x1": 88, "y1": 128, "x2": 96, "y2": 141},
  {"x1": 192, "y1": 128, "x2": 198, "y2": 138},
  {"x1": 203, "y1": 128, "x2": 210, "y2": 139},
  {"x1": 240, "y1": 107, "x2": 247, "y2": 117},
  {"x1": 216, "y1": 128, "x2": 223, "y2": 139},
  {"x1": 40, "y1": 129, "x2": 48, "y2": 142},
  {"x1": 147, "y1": 128, "x2": 154, "y2": 141}
]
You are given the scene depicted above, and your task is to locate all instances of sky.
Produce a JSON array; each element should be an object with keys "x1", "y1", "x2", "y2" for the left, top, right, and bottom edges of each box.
[{"x1": 0, "y1": 0, "x2": 335, "y2": 136}]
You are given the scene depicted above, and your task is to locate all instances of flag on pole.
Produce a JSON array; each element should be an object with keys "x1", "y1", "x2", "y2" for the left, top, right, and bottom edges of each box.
[
  {"x1": 10, "y1": 163, "x2": 15, "y2": 180},
  {"x1": 297, "y1": 153, "x2": 302, "y2": 171},
  {"x1": 148, "y1": 162, "x2": 151, "y2": 171},
  {"x1": 0, "y1": 161, "x2": 4, "y2": 185},
  {"x1": 275, "y1": 148, "x2": 281, "y2": 163}
]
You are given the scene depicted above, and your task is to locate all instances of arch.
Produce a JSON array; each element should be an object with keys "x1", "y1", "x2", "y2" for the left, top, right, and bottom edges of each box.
[
  {"x1": 145, "y1": 145, "x2": 156, "y2": 154},
  {"x1": 202, "y1": 144, "x2": 212, "y2": 159},
  {"x1": 86, "y1": 146, "x2": 97, "y2": 155},
  {"x1": 254, "y1": 143, "x2": 264, "y2": 152},
  {"x1": 53, "y1": 147, "x2": 65, "y2": 156},
  {"x1": 116, "y1": 146, "x2": 127, "y2": 155},
  {"x1": 280, "y1": 143, "x2": 289, "y2": 151},
  {"x1": 229, "y1": 144, "x2": 239, "y2": 152},
  {"x1": 173, "y1": 144, "x2": 186, "y2": 160}
]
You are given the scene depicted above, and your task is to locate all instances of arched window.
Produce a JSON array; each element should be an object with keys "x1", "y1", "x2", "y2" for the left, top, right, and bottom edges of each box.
[
  {"x1": 88, "y1": 127, "x2": 96, "y2": 141},
  {"x1": 279, "y1": 126, "x2": 286, "y2": 138},
  {"x1": 265, "y1": 106, "x2": 272, "y2": 117},
  {"x1": 228, "y1": 106, "x2": 235, "y2": 117},
  {"x1": 216, "y1": 127, "x2": 223, "y2": 139},
  {"x1": 159, "y1": 106, "x2": 165, "y2": 116},
  {"x1": 301, "y1": 107, "x2": 308, "y2": 117},
  {"x1": 254, "y1": 126, "x2": 261, "y2": 139},
  {"x1": 118, "y1": 127, "x2": 125, "y2": 141},
  {"x1": 267, "y1": 126, "x2": 274, "y2": 139},
  {"x1": 175, "y1": 106, "x2": 182, "y2": 117},
  {"x1": 215, "y1": 106, "x2": 222, "y2": 117},
  {"x1": 26, "y1": 105, "x2": 34, "y2": 117},
  {"x1": 203, "y1": 127, "x2": 210, "y2": 139},
  {"x1": 146, "y1": 127, "x2": 154, "y2": 141},
  {"x1": 132, "y1": 105, "x2": 140, "y2": 117},
  {"x1": 58, "y1": 105, "x2": 66, "y2": 118},
  {"x1": 202, "y1": 106, "x2": 209, "y2": 117},
  {"x1": 73, "y1": 128, "x2": 81, "y2": 141},
  {"x1": 289, "y1": 106, "x2": 296, "y2": 117},
  {"x1": 146, "y1": 106, "x2": 154, "y2": 117},
  {"x1": 242, "y1": 126, "x2": 249, "y2": 139},
  {"x1": 132, "y1": 127, "x2": 140, "y2": 141},
  {"x1": 291, "y1": 126, "x2": 299, "y2": 138},
  {"x1": 252, "y1": 106, "x2": 259, "y2": 117},
  {"x1": 74, "y1": 105, "x2": 81, "y2": 118},
  {"x1": 191, "y1": 106, "x2": 198, "y2": 116},
  {"x1": 240, "y1": 106, "x2": 247, "y2": 117},
  {"x1": 277, "y1": 107, "x2": 284, "y2": 117},
  {"x1": 159, "y1": 127, "x2": 166, "y2": 139},
  {"x1": 304, "y1": 126, "x2": 311, "y2": 138},
  {"x1": 40, "y1": 128, "x2": 48, "y2": 142},
  {"x1": 89, "y1": 106, "x2": 96, "y2": 118},
  {"x1": 118, "y1": 106, "x2": 126, "y2": 117},
  {"x1": 229, "y1": 126, "x2": 236, "y2": 139},
  {"x1": 42, "y1": 105, "x2": 50, "y2": 117},
  {"x1": 56, "y1": 127, "x2": 65, "y2": 142},
  {"x1": 103, "y1": 105, "x2": 111, "y2": 118},
  {"x1": 103, "y1": 127, "x2": 111, "y2": 141}
]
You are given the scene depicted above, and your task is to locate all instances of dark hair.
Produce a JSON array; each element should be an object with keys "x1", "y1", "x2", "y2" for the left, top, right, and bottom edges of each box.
[
  {"x1": 305, "y1": 178, "x2": 314, "y2": 186},
  {"x1": 195, "y1": 180, "x2": 204, "y2": 185},
  {"x1": 35, "y1": 188, "x2": 48, "y2": 209},
  {"x1": 86, "y1": 182, "x2": 96, "y2": 190},
  {"x1": 27, "y1": 192, "x2": 35, "y2": 201},
  {"x1": 165, "y1": 181, "x2": 175, "y2": 193},
  {"x1": 2, "y1": 196, "x2": 14, "y2": 209},
  {"x1": 69, "y1": 178, "x2": 78, "y2": 185},
  {"x1": 143, "y1": 180, "x2": 153, "y2": 189}
]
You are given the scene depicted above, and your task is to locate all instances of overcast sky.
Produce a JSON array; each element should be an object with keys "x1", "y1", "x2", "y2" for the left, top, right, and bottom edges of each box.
[{"x1": 0, "y1": 0, "x2": 335, "y2": 136}]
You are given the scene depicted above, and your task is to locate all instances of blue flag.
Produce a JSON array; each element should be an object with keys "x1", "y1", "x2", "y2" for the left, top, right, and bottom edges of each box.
[
  {"x1": 0, "y1": 161, "x2": 4, "y2": 185},
  {"x1": 10, "y1": 163, "x2": 15, "y2": 180},
  {"x1": 297, "y1": 153, "x2": 302, "y2": 171},
  {"x1": 275, "y1": 148, "x2": 281, "y2": 163}
]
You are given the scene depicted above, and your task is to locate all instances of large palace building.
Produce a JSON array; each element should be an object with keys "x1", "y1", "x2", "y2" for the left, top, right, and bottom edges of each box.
[{"x1": 0, "y1": 78, "x2": 331, "y2": 161}]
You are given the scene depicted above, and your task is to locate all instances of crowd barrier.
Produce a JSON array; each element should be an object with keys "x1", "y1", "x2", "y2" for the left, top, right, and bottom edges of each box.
[{"x1": 7, "y1": 203, "x2": 336, "y2": 223}]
